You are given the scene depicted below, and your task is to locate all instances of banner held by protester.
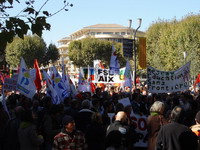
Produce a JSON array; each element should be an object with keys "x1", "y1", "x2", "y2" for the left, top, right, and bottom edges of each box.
[{"x1": 147, "y1": 62, "x2": 191, "y2": 93}]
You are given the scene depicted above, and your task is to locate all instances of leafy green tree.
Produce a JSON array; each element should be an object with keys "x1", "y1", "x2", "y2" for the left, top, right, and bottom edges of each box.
[
  {"x1": 0, "y1": 0, "x2": 73, "y2": 53},
  {"x1": 146, "y1": 14, "x2": 200, "y2": 77},
  {"x1": 68, "y1": 37, "x2": 126, "y2": 68},
  {"x1": 42, "y1": 43, "x2": 60, "y2": 66},
  {"x1": 5, "y1": 35, "x2": 59, "y2": 68}
]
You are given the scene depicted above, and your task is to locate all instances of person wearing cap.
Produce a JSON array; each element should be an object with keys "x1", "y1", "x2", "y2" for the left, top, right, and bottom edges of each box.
[{"x1": 53, "y1": 115, "x2": 87, "y2": 150}]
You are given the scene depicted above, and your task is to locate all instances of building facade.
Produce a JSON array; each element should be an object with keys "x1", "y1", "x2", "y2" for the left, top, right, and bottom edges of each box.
[{"x1": 57, "y1": 24, "x2": 144, "y2": 78}]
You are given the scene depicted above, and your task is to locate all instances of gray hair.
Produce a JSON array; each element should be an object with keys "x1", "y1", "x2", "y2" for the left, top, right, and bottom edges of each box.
[{"x1": 150, "y1": 101, "x2": 165, "y2": 114}]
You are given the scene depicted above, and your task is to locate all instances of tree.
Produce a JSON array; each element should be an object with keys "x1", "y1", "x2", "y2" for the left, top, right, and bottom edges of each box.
[
  {"x1": 0, "y1": 0, "x2": 73, "y2": 53},
  {"x1": 68, "y1": 37, "x2": 126, "y2": 67},
  {"x1": 5, "y1": 35, "x2": 59, "y2": 68},
  {"x1": 42, "y1": 43, "x2": 60, "y2": 66},
  {"x1": 146, "y1": 14, "x2": 200, "y2": 77}
]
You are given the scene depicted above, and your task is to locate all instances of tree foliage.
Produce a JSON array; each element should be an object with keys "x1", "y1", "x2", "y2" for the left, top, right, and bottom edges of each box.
[
  {"x1": 42, "y1": 43, "x2": 60, "y2": 66},
  {"x1": 68, "y1": 37, "x2": 126, "y2": 68},
  {"x1": 5, "y1": 35, "x2": 59, "y2": 68},
  {"x1": 0, "y1": 0, "x2": 73, "y2": 52},
  {"x1": 146, "y1": 14, "x2": 200, "y2": 77}
]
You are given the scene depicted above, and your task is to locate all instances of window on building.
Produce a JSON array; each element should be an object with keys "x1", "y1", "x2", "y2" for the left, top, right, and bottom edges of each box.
[
  {"x1": 115, "y1": 32, "x2": 120, "y2": 35},
  {"x1": 97, "y1": 32, "x2": 101, "y2": 34},
  {"x1": 90, "y1": 32, "x2": 95, "y2": 35},
  {"x1": 121, "y1": 32, "x2": 126, "y2": 35},
  {"x1": 103, "y1": 32, "x2": 113, "y2": 34}
]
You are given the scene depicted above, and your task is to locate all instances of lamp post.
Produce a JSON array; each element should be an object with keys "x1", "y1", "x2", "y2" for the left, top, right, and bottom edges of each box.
[
  {"x1": 183, "y1": 51, "x2": 187, "y2": 64},
  {"x1": 132, "y1": 18, "x2": 142, "y2": 88}
]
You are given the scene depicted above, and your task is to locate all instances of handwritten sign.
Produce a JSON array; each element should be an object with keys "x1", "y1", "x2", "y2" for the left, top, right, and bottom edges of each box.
[{"x1": 147, "y1": 62, "x2": 191, "y2": 93}]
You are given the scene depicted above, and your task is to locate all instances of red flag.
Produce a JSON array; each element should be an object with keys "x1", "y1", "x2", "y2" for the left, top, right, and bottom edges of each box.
[
  {"x1": 90, "y1": 83, "x2": 96, "y2": 93},
  {"x1": 34, "y1": 59, "x2": 42, "y2": 92},
  {"x1": 99, "y1": 61, "x2": 105, "y2": 69},
  {"x1": 194, "y1": 73, "x2": 200, "y2": 89}
]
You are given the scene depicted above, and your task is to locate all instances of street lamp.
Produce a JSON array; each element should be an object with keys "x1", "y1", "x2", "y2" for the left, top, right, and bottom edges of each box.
[{"x1": 133, "y1": 18, "x2": 142, "y2": 88}]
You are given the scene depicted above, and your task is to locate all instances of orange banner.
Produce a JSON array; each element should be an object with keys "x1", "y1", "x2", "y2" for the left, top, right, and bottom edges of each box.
[{"x1": 138, "y1": 37, "x2": 146, "y2": 69}]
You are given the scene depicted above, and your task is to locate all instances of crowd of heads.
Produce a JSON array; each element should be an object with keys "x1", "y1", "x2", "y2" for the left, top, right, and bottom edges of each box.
[{"x1": 1, "y1": 84, "x2": 200, "y2": 149}]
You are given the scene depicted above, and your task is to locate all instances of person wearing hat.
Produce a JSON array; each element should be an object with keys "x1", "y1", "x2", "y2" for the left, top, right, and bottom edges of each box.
[{"x1": 53, "y1": 115, "x2": 87, "y2": 150}]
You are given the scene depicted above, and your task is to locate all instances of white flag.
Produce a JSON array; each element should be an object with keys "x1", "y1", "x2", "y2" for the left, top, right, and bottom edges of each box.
[
  {"x1": 123, "y1": 60, "x2": 133, "y2": 89},
  {"x1": 17, "y1": 58, "x2": 36, "y2": 99},
  {"x1": 78, "y1": 67, "x2": 88, "y2": 92},
  {"x1": 52, "y1": 66, "x2": 70, "y2": 102},
  {"x1": 43, "y1": 70, "x2": 61, "y2": 104},
  {"x1": 110, "y1": 45, "x2": 120, "y2": 74}
]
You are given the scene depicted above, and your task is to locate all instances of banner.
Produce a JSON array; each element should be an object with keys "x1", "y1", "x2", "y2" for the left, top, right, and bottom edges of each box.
[
  {"x1": 3, "y1": 74, "x2": 18, "y2": 92},
  {"x1": 147, "y1": 62, "x2": 191, "y2": 93},
  {"x1": 94, "y1": 68, "x2": 120, "y2": 83},
  {"x1": 138, "y1": 37, "x2": 147, "y2": 69}
]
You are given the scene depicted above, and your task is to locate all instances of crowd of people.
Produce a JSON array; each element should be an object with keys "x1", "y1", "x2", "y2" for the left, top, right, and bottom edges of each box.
[{"x1": 0, "y1": 85, "x2": 200, "y2": 150}]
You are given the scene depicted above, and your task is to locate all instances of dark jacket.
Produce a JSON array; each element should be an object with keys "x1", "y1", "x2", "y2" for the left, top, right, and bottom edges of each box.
[
  {"x1": 18, "y1": 122, "x2": 44, "y2": 150},
  {"x1": 107, "y1": 120, "x2": 138, "y2": 149},
  {"x1": 75, "y1": 109, "x2": 93, "y2": 133},
  {"x1": 85, "y1": 122, "x2": 106, "y2": 150},
  {"x1": 3, "y1": 118, "x2": 21, "y2": 150},
  {"x1": 156, "y1": 121, "x2": 198, "y2": 150}
]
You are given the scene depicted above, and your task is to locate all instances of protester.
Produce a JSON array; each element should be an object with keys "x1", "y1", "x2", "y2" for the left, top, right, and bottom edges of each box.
[
  {"x1": 75, "y1": 99, "x2": 94, "y2": 133},
  {"x1": 0, "y1": 101, "x2": 9, "y2": 150},
  {"x1": 104, "y1": 130, "x2": 122, "y2": 150},
  {"x1": 190, "y1": 110, "x2": 200, "y2": 149},
  {"x1": 106, "y1": 111, "x2": 138, "y2": 150},
  {"x1": 147, "y1": 101, "x2": 168, "y2": 150},
  {"x1": 156, "y1": 106, "x2": 198, "y2": 150},
  {"x1": 3, "y1": 106, "x2": 24, "y2": 150},
  {"x1": 85, "y1": 112, "x2": 106, "y2": 150},
  {"x1": 18, "y1": 109, "x2": 44, "y2": 150},
  {"x1": 53, "y1": 115, "x2": 87, "y2": 150},
  {"x1": 42, "y1": 104, "x2": 63, "y2": 150}
]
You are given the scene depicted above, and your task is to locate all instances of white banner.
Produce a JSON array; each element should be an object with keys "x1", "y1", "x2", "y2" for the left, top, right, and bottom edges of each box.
[
  {"x1": 94, "y1": 68, "x2": 120, "y2": 83},
  {"x1": 147, "y1": 62, "x2": 191, "y2": 93}
]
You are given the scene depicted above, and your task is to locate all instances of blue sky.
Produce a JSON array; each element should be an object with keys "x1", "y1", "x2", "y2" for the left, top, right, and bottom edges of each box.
[{"x1": 15, "y1": 0, "x2": 200, "y2": 45}]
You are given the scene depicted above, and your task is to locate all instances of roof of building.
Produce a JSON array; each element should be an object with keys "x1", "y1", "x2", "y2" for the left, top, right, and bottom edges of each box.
[
  {"x1": 83, "y1": 24, "x2": 127, "y2": 29},
  {"x1": 57, "y1": 36, "x2": 72, "y2": 42}
]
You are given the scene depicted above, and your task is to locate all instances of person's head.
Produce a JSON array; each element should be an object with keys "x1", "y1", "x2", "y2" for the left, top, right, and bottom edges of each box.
[
  {"x1": 115, "y1": 111, "x2": 127, "y2": 123},
  {"x1": 62, "y1": 115, "x2": 75, "y2": 133},
  {"x1": 91, "y1": 112, "x2": 102, "y2": 124},
  {"x1": 170, "y1": 106, "x2": 185, "y2": 123},
  {"x1": 103, "y1": 101, "x2": 113, "y2": 112},
  {"x1": 150, "y1": 101, "x2": 165, "y2": 115},
  {"x1": 195, "y1": 111, "x2": 200, "y2": 124},
  {"x1": 81, "y1": 99, "x2": 91, "y2": 109},
  {"x1": 15, "y1": 106, "x2": 24, "y2": 118},
  {"x1": 115, "y1": 103, "x2": 124, "y2": 113}
]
